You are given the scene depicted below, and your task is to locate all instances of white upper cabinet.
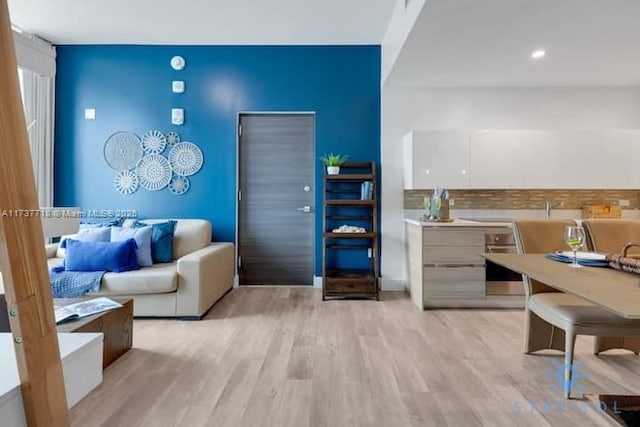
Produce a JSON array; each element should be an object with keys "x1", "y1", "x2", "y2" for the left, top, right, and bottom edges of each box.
[
  {"x1": 403, "y1": 130, "x2": 470, "y2": 189},
  {"x1": 469, "y1": 130, "x2": 529, "y2": 188},
  {"x1": 404, "y1": 129, "x2": 640, "y2": 189},
  {"x1": 602, "y1": 130, "x2": 640, "y2": 188},
  {"x1": 525, "y1": 131, "x2": 601, "y2": 188},
  {"x1": 470, "y1": 130, "x2": 602, "y2": 188}
]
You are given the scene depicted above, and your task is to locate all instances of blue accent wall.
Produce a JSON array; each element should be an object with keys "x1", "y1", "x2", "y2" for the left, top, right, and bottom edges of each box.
[{"x1": 54, "y1": 45, "x2": 381, "y2": 275}]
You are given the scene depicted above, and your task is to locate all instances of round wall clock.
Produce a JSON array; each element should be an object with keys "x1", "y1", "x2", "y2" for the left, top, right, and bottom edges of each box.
[{"x1": 170, "y1": 56, "x2": 185, "y2": 70}]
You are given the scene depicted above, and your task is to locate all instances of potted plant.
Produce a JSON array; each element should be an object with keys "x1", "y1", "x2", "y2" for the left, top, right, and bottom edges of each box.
[{"x1": 320, "y1": 153, "x2": 348, "y2": 175}]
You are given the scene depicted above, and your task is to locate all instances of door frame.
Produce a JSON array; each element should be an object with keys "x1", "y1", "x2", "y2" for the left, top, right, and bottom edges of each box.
[{"x1": 235, "y1": 111, "x2": 317, "y2": 287}]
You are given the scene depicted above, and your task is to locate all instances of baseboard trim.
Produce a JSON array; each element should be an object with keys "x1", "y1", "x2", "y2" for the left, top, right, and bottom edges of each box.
[
  {"x1": 313, "y1": 276, "x2": 322, "y2": 289},
  {"x1": 381, "y1": 277, "x2": 407, "y2": 291}
]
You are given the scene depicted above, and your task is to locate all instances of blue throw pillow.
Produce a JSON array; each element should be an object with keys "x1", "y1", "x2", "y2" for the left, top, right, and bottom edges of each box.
[
  {"x1": 132, "y1": 220, "x2": 177, "y2": 263},
  {"x1": 64, "y1": 238, "x2": 140, "y2": 272},
  {"x1": 110, "y1": 226, "x2": 153, "y2": 267}
]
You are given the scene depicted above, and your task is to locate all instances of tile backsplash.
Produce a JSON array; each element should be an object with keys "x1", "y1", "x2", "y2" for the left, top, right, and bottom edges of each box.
[{"x1": 404, "y1": 189, "x2": 640, "y2": 210}]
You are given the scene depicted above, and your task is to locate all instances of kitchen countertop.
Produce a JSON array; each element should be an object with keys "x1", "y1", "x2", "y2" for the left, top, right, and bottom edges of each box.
[
  {"x1": 403, "y1": 208, "x2": 640, "y2": 228},
  {"x1": 403, "y1": 218, "x2": 513, "y2": 227}
]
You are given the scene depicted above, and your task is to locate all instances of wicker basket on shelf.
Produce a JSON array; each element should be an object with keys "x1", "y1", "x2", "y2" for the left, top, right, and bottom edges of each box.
[{"x1": 606, "y1": 243, "x2": 640, "y2": 274}]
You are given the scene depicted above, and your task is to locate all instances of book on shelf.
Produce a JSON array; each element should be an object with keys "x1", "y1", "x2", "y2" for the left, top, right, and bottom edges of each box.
[
  {"x1": 360, "y1": 181, "x2": 373, "y2": 200},
  {"x1": 54, "y1": 297, "x2": 122, "y2": 324}
]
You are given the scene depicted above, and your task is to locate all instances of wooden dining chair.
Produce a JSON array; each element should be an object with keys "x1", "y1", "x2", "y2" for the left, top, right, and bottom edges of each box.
[
  {"x1": 513, "y1": 220, "x2": 640, "y2": 398},
  {"x1": 583, "y1": 219, "x2": 640, "y2": 354}
]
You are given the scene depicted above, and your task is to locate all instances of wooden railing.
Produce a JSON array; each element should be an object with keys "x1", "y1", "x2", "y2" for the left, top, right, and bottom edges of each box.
[{"x1": 0, "y1": 0, "x2": 69, "y2": 425}]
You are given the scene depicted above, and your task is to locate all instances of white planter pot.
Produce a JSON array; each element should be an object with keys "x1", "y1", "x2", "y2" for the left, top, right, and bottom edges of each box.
[{"x1": 327, "y1": 166, "x2": 340, "y2": 175}]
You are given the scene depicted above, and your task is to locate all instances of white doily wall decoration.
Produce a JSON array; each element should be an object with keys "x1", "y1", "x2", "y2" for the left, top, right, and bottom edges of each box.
[
  {"x1": 166, "y1": 131, "x2": 180, "y2": 146},
  {"x1": 104, "y1": 131, "x2": 143, "y2": 171},
  {"x1": 106, "y1": 130, "x2": 204, "y2": 195},
  {"x1": 169, "y1": 142, "x2": 203, "y2": 176},
  {"x1": 136, "y1": 154, "x2": 172, "y2": 191},
  {"x1": 169, "y1": 175, "x2": 190, "y2": 195},
  {"x1": 142, "y1": 130, "x2": 167, "y2": 154},
  {"x1": 114, "y1": 170, "x2": 139, "y2": 194}
]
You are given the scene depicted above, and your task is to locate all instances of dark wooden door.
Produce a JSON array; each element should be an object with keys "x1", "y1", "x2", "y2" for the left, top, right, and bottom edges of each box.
[{"x1": 238, "y1": 114, "x2": 315, "y2": 285}]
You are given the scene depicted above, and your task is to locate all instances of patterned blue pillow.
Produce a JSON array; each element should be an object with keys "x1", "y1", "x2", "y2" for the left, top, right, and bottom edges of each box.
[{"x1": 132, "y1": 220, "x2": 177, "y2": 263}]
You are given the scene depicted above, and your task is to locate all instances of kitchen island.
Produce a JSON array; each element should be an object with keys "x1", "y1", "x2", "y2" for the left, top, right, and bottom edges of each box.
[{"x1": 405, "y1": 218, "x2": 525, "y2": 309}]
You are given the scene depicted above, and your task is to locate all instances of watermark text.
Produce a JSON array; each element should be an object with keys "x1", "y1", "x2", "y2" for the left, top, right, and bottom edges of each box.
[{"x1": 0, "y1": 209, "x2": 138, "y2": 219}]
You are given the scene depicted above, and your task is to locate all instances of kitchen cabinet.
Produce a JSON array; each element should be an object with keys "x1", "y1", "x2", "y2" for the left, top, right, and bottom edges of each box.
[
  {"x1": 403, "y1": 130, "x2": 470, "y2": 189},
  {"x1": 467, "y1": 130, "x2": 528, "y2": 188},
  {"x1": 405, "y1": 221, "x2": 524, "y2": 309},
  {"x1": 422, "y1": 227, "x2": 485, "y2": 300},
  {"x1": 404, "y1": 129, "x2": 640, "y2": 189},
  {"x1": 601, "y1": 130, "x2": 640, "y2": 188},
  {"x1": 470, "y1": 130, "x2": 602, "y2": 189}
]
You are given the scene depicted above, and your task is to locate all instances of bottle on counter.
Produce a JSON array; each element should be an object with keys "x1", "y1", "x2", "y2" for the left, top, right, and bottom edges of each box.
[
  {"x1": 430, "y1": 189, "x2": 441, "y2": 219},
  {"x1": 440, "y1": 188, "x2": 450, "y2": 220}
]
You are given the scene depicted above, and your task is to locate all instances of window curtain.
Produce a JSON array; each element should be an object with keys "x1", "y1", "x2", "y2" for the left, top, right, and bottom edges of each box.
[{"x1": 21, "y1": 68, "x2": 55, "y2": 208}]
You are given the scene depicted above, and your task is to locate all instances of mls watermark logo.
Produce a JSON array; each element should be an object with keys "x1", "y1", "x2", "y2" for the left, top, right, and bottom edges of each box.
[
  {"x1": 545, "y1": 358, "x2": 590, "y2": 394},
  {"x1": 513, "y1": 358, "x2": 620, "y2": 415}
]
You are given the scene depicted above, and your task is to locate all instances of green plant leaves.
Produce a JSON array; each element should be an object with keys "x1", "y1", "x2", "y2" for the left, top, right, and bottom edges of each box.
[{"x1": 320, "y1": 153, "x2": 348, "y2": 166}]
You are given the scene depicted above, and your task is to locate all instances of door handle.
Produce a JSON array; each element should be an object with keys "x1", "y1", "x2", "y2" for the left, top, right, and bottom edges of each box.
[{"x1": 297, "y1": 206, "x2": 312, "y2": 213}]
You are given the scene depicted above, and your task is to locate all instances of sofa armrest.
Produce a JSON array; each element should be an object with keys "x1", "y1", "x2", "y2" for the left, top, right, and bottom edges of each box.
[
  {"x1": 45, "y1": 243, "x2": 59, "y2": 259},
  {"x1": 176, "y1": 242, "x2": 235, "y2": 317}
]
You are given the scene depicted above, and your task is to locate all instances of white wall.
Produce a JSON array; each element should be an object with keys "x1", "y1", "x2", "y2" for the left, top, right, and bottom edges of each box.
[
  {"x1": 381, "y1": 86, "x2": 640, "y2": 288},
  {"x1": 381, "y1": 0, "x2": 425, "y2": 84}
]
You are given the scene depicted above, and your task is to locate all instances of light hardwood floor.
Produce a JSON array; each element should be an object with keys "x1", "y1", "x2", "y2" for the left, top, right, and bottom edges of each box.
[{"x1": 70, "y1": 288, "x2": 638, "y2": 426}]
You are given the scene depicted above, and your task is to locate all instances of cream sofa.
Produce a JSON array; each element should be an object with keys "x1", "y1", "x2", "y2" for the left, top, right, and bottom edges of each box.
[{"x1": 45, "y1": 219, "x2": 235, "y2": 319}]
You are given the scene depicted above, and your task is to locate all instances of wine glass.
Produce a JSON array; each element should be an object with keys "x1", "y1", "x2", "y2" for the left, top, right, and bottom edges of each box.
[{"x1": 564, "y1": 226, "x2": 586, "y2": 268}]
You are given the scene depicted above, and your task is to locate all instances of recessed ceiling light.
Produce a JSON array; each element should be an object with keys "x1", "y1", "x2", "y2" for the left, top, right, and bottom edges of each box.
[{"x1": 531, "y1": 49, "x2": 546, "y2": 59}]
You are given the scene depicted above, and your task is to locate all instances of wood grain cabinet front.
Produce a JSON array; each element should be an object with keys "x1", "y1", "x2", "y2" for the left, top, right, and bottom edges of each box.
[
  {"x1": 405, "y1": 222, "x2": 525, "y2": 309},
  {"x1": 423, "y1": 266, "x2": 485, "y2": 300}
]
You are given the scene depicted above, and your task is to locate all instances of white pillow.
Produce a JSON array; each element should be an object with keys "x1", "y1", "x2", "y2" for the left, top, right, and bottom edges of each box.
[{"x1": 56, "y1": 227, "x2": 111, "y2": 258}]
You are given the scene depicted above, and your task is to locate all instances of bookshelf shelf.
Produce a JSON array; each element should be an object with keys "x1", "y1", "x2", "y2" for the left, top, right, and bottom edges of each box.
[{"x1": 322, "y1": 162, "x2": 379, "y2": 300}]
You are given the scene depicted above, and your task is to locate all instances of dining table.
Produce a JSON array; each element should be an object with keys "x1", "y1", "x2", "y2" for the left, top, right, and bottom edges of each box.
[
  {"x1": 484, "y1": 252, "x2": 640, "y2": 425},
  {"x1": 483, "y1": 253, "x2": 640, "y2": 319}
]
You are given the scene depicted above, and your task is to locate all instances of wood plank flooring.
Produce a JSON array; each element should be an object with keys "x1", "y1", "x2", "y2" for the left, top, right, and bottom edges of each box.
[{"x1": 70, "y1": 288, "x2": 639, "y2": 426}]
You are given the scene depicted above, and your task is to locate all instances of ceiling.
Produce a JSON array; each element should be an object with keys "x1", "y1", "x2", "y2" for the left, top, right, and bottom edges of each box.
[
  {"x1": 11, "y1": 0, "x2": 640, "y2": 87},
  {"x1": 8, "y1": 0, "x2": 396, "y2": 45},
  {"x1": 386, "y1": 0, "x2": 640, "y2": 87}
]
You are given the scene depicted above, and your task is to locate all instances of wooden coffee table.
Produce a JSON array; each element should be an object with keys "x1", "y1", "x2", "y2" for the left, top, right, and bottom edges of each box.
[{"x1": 55, "y1": 298, "x2": 133, "y2": 368}]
